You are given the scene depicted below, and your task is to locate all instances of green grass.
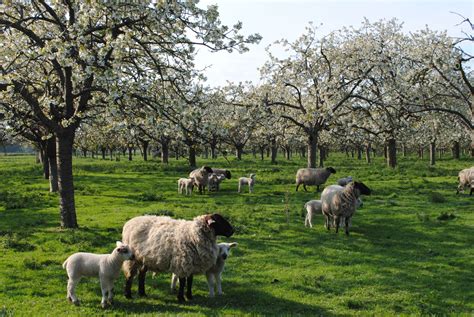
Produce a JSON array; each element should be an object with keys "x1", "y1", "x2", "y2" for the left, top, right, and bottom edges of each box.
[{"x1": 0, "y1": 153, "x2": 473, "y2": 316}]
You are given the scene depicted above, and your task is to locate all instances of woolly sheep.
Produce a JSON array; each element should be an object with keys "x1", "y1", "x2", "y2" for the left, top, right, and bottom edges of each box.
[
  {"x1": 208, "y1": 173, "x2": 226, "y2": 192},
  {"x1": 62, "y1": 241, "x2": 134, "y2": 308},
  {"x1": 456, "y1": 167, "x2": 474, "y2": 195},
  {"x1": 211, "y1": 168, "x2": 232, "y2": 180},
  {"x1": 178, "y1": 177, "x2": 195, "y2": 195},
  {"x1": 238, "y1": 174, "x2": 256, "y2": 193},
  {"x1": 304, "y1": 197, "x2": 363, "y2": 228},
  {"x1": 122, "y1": 213, "x2": 234, "y2": 302},
  {"x1": 189, "y1": 166, "x2": 213, "y2": 194},
  {"x1": 337, "y1": 176, "x2": 353, "y2": 187},
  {"x1": 296, "y1": 167, "x2": 336, "y2": 192},
  {"x1": 321, "y1": 182, "x2": 371, "y2": 235},
  {"x1": 170, "y1": 242, "x2": 238, "y2": 297}
]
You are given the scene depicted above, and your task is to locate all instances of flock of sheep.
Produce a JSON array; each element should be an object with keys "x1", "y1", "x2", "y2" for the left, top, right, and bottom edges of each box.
[{"x1": 62, "y1": 164, "x2": 473, "y2": 308}]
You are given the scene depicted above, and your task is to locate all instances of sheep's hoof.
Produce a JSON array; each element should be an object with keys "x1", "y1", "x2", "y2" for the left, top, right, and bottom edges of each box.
[
  {"x1": 72, "y1": 300, "x2": 80, "y2": 306},
  {"x1": 186, "y1": 293, "x2": 193, "y2": 300},
  {"x1": 101, "y1": 302, "x2": 108, "y2": 309},
  {"x1": 177, "y1": 295, "x2": 186, "y2": 303}
]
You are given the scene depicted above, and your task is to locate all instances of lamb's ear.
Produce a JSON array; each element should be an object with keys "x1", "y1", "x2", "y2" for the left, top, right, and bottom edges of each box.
[
  {"x1": 116, "y1": 241, "x2": 122, "y2": 247},
  {"x1": 229, "y1": 242, "x2": 238, "y2": 248}
]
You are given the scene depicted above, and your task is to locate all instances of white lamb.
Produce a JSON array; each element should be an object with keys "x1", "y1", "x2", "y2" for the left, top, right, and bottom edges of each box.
[
  {"x1": 238, "y1": 174, "x2": 256, "y2": 193},
  {"x1": 62, "y1": 241, "x2": 134, "y2": 308},
  {"x1": 170, "y1": 242, "x2": 238, "y2": 297},
  {"x1": 178, "y1": 177, "x2": 195, "y2": 195}
]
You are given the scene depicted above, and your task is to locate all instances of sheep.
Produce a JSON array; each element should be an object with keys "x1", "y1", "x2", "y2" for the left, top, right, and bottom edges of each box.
[
  {"x1": 122, "y1": 213, "x2": 234, "y2": 302},
  {"x1": 238, "y1": 174, "x2": 256, "y2": 193},
  {"x1": 62, "y1": 241, "x2": 134, "y2": 308},
  {"x1": 304, "y1": 197, "x2": 363, "y2": 228},
  {"x1": 337, "y1": 176, "x2": 353, "y2": 187},
  {"x1": 189, "y1": 166, "x2": 213, "y2": 194},
  {"x1": 170, "y1": 242, "x2": 238, "y2": 297},
  {"x1": 178, "y1": 177, "x2": 195, "y2": 195},
  {"x1": 211, "y1": 168, "x2": 232, "y2": 180},
  {"x1": 295, "y1": 167, "x2": 336, "y2": 192},
  {"x1": 321, "y1": 182, "x2": 371, "y2": 235},
  {"x1": 208, "y1": 173, "x2": 226, "y2": 192},
  {"x1": 456, "y1": 167, "x2": 474, "y2": 195}
]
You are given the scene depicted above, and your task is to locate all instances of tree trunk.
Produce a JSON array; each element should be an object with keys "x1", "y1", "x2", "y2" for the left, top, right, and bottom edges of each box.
[
  {"x1": 101, "y1": 147, "x2": 106, "y2": 160},
  {"x1": 387, "y1": 138, "x2": 397, "y2": 168},
  {"x1": 210, "y1": 143, "x2": 217, "y2": 159},
  {"x1": 47, "y1": 137, "x2": 58, "y2": 193},
  {"x1": 270, "y1": 138, "x2": 277, "y2": 164},
  {"x1": 128, "y1": 147, "x2": 133, "y2": 161},
  {"x1": 188, "y1": 145, "x2": 196, "y2": 167},
  {"x1": 301, "y1": 146, "x2": 306, "y2": 158},
  {"x1": 142, "y1": 140, "x2": 149, "y2": 161},
  {"x1": 161, "y1": 142, "x2": 169, "y2": 164},
  {"x1": 260, "y1": 146, "x2": 265, "y2": 160},
  {"x1": 266, "y1": 147, "x2": 270, "y2": 158},
  {"x1": 365, "y1": 143, "x2": 371, "y2": 164},
  {"x1": 430, "y1": 141, "x2": 436, "y2": 166},
  {"x1": 319, "y1": 146, "x2": 324, "y2": 167},
  {"x1": 307, "y1": 133, "x2": 318, "y2": 168},
  {"x1": 203, "y1": 146, "x2": 209, "y2": 159},
  {"x1": 235, "y1": 145, "x2": 243, "y2": 160},
  {"x1": 402, "y1": 143, "x2": 407, "y2": 157},
  {"x1": 383, "y1": 145, "x2": 388, "y2": 159},
  {"x1": 56, "y1": 130, "x2": 78, "y2": 228},
  {"x1": 40, "y1": 145, "x2": 50, "y2": 180},
  {"x1": 452, "y1": 141, "x2": 460, "y2": 159},
  {"x1": 357, "y1": 146, "x2": 362, "y2": 160}
]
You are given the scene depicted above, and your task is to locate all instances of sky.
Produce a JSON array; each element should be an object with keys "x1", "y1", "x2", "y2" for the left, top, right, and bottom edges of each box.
[{"x1": 194, "y1": 0, "x2": 473, "y2": 87}]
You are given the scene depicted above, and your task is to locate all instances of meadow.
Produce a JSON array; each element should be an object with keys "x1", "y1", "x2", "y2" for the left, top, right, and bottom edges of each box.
[{"x1": 0, "y1": 153, "x2": 473, "y2": 316}]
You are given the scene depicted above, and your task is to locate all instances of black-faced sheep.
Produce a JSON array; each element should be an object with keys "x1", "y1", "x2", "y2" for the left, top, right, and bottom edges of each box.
[
  {"x1": 121, "y1": 213, "x2": 234, "y2": 302},
  {"x1": 212, "y1": 168, "x2": 232, "y2": 179},
  {"x1": 296, "y1": 167, "x2": 336, "y2": 192},
  {"x1": 456, "y1": 167, "x2": 474, "y2": 195},
  {"x1": 62, "y1": 241, "x2": 134, "y2": 308},
  {"x1": 321, "y1": 182, "x2": 371, "y2": 235},
  {"x1": 189, "y1": 166, "x2": 213, "y2": 194}
]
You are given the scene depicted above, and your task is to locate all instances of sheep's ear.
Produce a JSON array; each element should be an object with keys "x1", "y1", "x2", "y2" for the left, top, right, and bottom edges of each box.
[
  {"x1": 229, "y1": 242, "x2": 238, "y2": 248},
  {"x1": 206, "y1": 217, "x2": 216, "y2": 226},
  {"x1": 116, "y1": 241, "x2": 122, "y2": 247}
]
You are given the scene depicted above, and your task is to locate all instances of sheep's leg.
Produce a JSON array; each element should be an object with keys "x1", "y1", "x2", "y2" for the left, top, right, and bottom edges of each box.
[
  {"x1": 303, "y1": 184, "x2": 308, "y2": 192},
  {"x1": 206, "y1": 273, "x2": 215, "y2": 297},
  {"x1": 296, "y1": 183, "x2": 300, "y2": 191},
  {"x1": 470, "y1": 187, "x2": 473, "y2": 196},
  {"x1": 170, "y1": 273, "x2": 178, "y2": 293},
  {"x1": 123, "y1": 260, "x2": 138, "y2": 299},
  {"x1": 216, "y1": 272, "x2": 223, "y2": 295},
  {"x1": 334, "y1": 215, "x2": 340, "y2": 233},
  {"x1": 177, "y1": 277, "x2": 186, "y2": 302},
  {"x1": 345, "y1": 216, "x2": 351, "y2": 236},
  {"x1": 107, "y1": 285, "x2": 114, "y2": 305},
  {"x1": 138, "y1": 266, "x2": 148, "y2": 297},
  {"x1": 238, "y1": 183, "x2": 241, "y2": 193},
  {"x1": 186, "y1": 275, "x2": 193, "y2": 300},
  {"x1": 67, "y1": 277, "x2": 80, "y2": 305},
  {"x1": 324, "y1": 215, "x2": 330, "y2": 230},
  {"x1": 316, "y1": 185, "x2": 320, "y2": 192},
  {"x1": 100, "y1": 277, "x2": 109, "y2": 308}
]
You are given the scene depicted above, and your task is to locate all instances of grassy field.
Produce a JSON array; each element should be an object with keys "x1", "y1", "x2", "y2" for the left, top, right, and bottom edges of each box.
[{"x1": 0, "y1": 153, "x2": 473, "y2": 316}]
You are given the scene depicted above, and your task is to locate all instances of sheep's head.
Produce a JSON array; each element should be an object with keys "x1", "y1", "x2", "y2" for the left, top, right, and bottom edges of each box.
[
  {"x1": 225, "y1": 170, "x2": 232, "y2": 179},
  {"x1": 115, "y1": 241, "x2": 134, "y2": 261},
  {"x1": 218, "y1": 242, "x2": 238, "y2": 260},
  {"x1": 326, "y1": 167, "x2": 337, "y2": 174},
  {"x1": 205, "y1": 213, "x2": 234, "y2": 237},
  {"x1": 353, "y1": 181, "x2": 371, "y2": 196},
  {"x1": 202, "y1": 166, "x2": 213, "y2": 174}
]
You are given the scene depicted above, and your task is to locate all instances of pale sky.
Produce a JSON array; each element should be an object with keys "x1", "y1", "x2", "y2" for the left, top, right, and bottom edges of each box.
[{"x1": 195, "y1": 0, "x2": 473, "y2": 87}]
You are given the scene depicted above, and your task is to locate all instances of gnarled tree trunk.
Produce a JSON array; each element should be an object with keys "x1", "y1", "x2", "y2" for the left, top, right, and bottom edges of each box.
[
  {"x1": 56, "y1": 130, "x2": 77, "y2": 228},
  {"x1": 307, "y1": 132, "x2": 318, "y2": 168}
]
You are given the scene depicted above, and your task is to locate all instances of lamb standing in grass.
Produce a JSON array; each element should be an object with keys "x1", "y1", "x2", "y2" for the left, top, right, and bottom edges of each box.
[
  {"x1": 238, "y1": 174, "x2": 256, "y2": 193},
  {"x1": 321, "y1": 182, "x2": 371, "y2": 235},
  {"x1": 189, "y1": 166, "x2": 213, "y2": 194},
  {"x1": 296, "y1": 167, "x2": 336, "y2": 192},
  {"x1": 456, "y1": 167, "x2": 474, "y2": 195},
  {"x1": 170, "y1": 242, "x2": 238, "y2": 297},
  {"x1": 62, "y1": 241, "x2": 134, "y2": 308},
  {"x1": 122, "y1": 213, "x2": 234, "y2": 302},
  {"x1": 178, "y1": 177, "x2": 195, "y2": 195}
]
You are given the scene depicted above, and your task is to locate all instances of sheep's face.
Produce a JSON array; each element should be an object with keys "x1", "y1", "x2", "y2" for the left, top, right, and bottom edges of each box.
[
  {"x1": 354, "y1": 181, "x2": 371, "y2": 196},
  {"x1": 225, "y1": 170, "x2": 232, "y2": 179},
  {"x1": 327, "y1": 167, "x2": 337, "y2": 174},
  {"x1": 115, "y1": 241, "x2": 134, "y2": 261},
  {"x1": 218, "y1": 242, "x2": 237, "y2": 260},
  {"x1": 206, "y1": 214, "x2": 234, "y2": 237},
  {"x1": 202, "y1": 166, "x2": 213, "y2": 174}
]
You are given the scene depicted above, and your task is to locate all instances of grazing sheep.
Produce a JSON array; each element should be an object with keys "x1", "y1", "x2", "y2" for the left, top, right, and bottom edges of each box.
[
  {"x1": 189, "y1": 166, "x2": 213, "y2": 194},
  {"x1": 296, "y1": 167, "x2": 336, "y2": 192},
  {"x1": 304, "y1": 197, "x2": 362, "y2": 228},
  {"x1": 337, "y1": 176, "x2": 353, "y2": 187},
  {"x1": 212, "y1": 168, "x2": 232, "y2": 179},
  {"x1": 456, "y1": 167, "x2": 474, "y2": 195},
  {"x1": 238, "y1": 174, "x2": 256, "y2": 193},
  {"x1": 208, "y1": 174, "x2": 226, "y2": 192},
  {"x1": 170, "y1": 242, "x2": 238, "y2": 297},
  {"x1": 178, "y1": 177, "x2": 195, "y2": 195},
  {"x1": 62, "y1": 241, "x2": 134, "y2": 308},
  {"x1": 122, "y1": 213, "x2": 234, "y2": 302},
  {"x1": 321, "y1": 182, "x2": 371, "y2": 235}
]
